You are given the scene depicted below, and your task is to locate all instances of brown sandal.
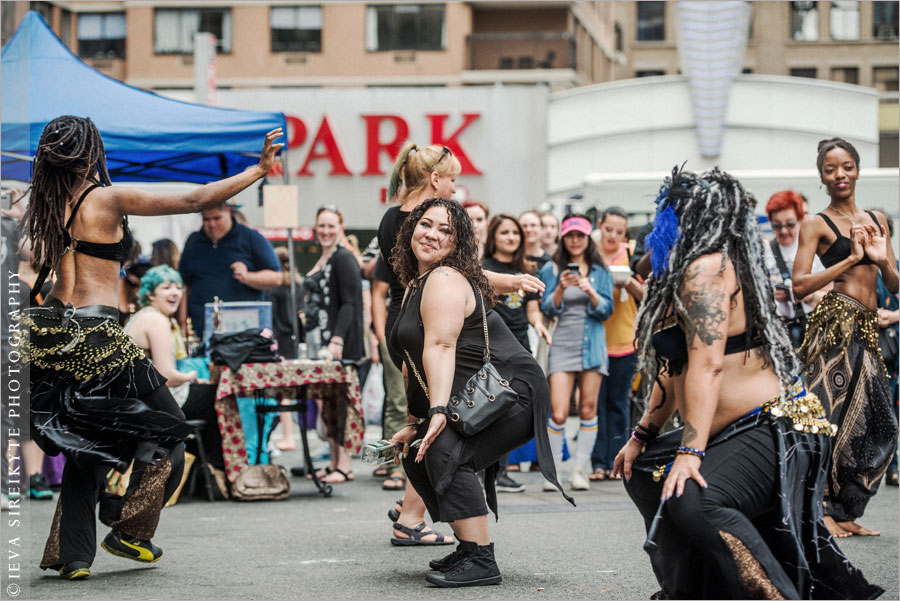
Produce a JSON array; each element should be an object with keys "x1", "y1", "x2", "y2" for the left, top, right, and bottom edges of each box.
[{"x1": 589, "y1": 468, "x2": 607, "y2": 481}]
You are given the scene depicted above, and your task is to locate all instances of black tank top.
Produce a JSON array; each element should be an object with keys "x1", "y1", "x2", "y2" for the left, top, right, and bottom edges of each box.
[
  {"x1": 390, "y1": 271, "x2": 537, "y2": 419},
  {"x1": 651, "y1": 313, "x2": 762, "y2": 375},
  {"x1": 63, "y1": 183, "x2": 135, "y2": 264},
  {"x1": 817, "y1": 210, "x2": 878, "y2": 269}
]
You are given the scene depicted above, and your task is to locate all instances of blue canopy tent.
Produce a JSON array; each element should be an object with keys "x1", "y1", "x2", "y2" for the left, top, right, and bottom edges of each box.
[{"x1": 1, "y1": 11, "x2": 286, "y2": 184}]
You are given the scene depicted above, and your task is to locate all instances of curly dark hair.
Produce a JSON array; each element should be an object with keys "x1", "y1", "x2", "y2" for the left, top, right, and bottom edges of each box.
[{"x1": 390, "y1": 198, "x2": 494, "y2": 306}]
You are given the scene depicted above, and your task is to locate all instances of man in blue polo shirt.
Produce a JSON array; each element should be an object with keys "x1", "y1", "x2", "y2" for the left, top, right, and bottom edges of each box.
[{"x1": 179, "y1": 204, "x2": 282, "y2": 339}]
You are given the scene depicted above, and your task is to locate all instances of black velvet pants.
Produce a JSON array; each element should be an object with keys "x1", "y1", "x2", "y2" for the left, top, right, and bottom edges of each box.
[{"x1": 625, "y1": 424, "x2": 803, "y2": 599}]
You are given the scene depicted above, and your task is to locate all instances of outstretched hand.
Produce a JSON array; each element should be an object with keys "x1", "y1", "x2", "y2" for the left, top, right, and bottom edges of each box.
[{"x1": 258, "y1": 128, "x2": 285, "y2": 174}]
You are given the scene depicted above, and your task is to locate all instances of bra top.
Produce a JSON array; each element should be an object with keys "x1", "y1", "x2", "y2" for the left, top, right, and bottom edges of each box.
[
  {"x1": 63, "y1": 183, "x2": 135, "y2": 264},
  {"x1": 651, "y1": 314, "x2": 762, "y2": 374},
  {"x1": 818, "y1": 211, "x2": 878, "y2": 269}
]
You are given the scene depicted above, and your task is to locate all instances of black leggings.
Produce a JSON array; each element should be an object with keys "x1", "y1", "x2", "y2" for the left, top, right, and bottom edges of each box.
[
  {"x1": 403, "y1": 379, "x2": 534, "y2": 523},
  {"x1": 626, "y1": 424, "x2": 804, "y2": 599}
]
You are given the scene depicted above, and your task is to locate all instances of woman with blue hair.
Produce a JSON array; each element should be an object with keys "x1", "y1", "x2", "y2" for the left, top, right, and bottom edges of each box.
[{"x1": 125, "y1": 265, "x2": 200, "y2": 406}]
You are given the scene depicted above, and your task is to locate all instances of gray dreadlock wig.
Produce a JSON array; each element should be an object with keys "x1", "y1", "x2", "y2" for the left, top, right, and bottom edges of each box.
[{"x1": 634, "y1": 166, "x2": 799, "y2": 408}]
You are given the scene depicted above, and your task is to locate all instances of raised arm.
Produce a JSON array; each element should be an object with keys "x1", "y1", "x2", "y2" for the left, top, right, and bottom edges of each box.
[
  {"x1": 111, "y1": 129, "x2": 284, "y2": 217},
  {"x1": 415, "y1": 267, "x2": 471, "y2": 461},
  {"x1": 660, "y1": 254, "x2": 733, "y2": 500},
  {"x1": 792, "y1": 215, "x2": 862, "y2": 299}
]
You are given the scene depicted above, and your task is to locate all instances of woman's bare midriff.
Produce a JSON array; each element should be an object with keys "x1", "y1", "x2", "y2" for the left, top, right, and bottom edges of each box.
[
  {"x1": 829, "y1": 263, "x2": 880, "y2": 310},
  {"x1": 672, "y1": 353, "x2": 782, "y2": 439}
]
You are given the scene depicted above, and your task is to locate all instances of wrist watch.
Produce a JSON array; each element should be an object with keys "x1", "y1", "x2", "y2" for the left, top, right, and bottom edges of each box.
[{"x1": 428, "y1": 406, "x2": 451, "y2": 419}]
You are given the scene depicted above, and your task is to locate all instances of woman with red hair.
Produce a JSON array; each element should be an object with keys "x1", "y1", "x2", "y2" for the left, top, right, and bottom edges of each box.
[{"x1": 763, "y1": 190, "x2": 828, "y2": 349}]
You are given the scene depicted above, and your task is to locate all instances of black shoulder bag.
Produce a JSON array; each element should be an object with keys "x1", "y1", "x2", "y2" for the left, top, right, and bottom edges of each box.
[
  {"x1": 770, "y1": 238, "x2": 807, "y2": 349},
  {"x1": 404, "y1": 283, "x2": 518, "y2": 437}
]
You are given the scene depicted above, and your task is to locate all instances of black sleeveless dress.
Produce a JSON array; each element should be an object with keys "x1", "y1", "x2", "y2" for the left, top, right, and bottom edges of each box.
[{"x1": 390, "y1": 271, "x2": 572, "y2": 522}]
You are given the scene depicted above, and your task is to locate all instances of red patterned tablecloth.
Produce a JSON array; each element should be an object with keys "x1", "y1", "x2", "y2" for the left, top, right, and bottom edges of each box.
[{"x1": 214, "y1": 360, "x2": 364, "y2": 482}]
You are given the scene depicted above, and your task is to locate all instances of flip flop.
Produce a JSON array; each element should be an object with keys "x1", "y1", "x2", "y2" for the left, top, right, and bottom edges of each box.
[
  {"x1": 388, "y1": 498, "x2": 404, "y2": 522},
  {"x1": 390, "y1": 522, "x2": 454, "y2": 546},
  {"x1": 382, "y1": 474, "x2": 406, "y2": 490},
  {"x1": 373, "y1": 465, "x2": 390, "y2": 478},
  {"x1": 589, "y1": 468, "x2": 607, "y2": 481},
  {"x1": 306, "y1": 467, "x2": 332, "y2": 480}
]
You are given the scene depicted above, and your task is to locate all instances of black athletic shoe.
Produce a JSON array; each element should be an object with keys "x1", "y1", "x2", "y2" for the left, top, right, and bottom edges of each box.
[
  {"x1": 425, "y1": 543, "x2": 501, "y2": 588},
  {"x1": 101, "y1": 530, "x2": 163, "y2": 563},
  {"x1": 58, "y1": 561, "x2": 91, "y2": 580},
  {"x1": 28, "y1": 474, "x2": 54, "y2": 500},
  {"x1": 495, "y1": 473, "x2": 525, "y2": 493},
  {"x1": 428, "y1": 540, "x2": 477, "y2": 571}
]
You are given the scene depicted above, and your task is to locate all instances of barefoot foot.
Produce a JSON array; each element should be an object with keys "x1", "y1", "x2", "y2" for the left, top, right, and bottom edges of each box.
[
  {"x1": 824, "y1": 516, "x2": 853, "y2": 538},
  {"x1": 837, "y1": 520, "x2": 880, "y2": 536}
]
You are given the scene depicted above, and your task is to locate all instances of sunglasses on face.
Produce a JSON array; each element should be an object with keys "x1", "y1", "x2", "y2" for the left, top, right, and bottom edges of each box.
[
  {"x1": 432, "y1": 146, "x2": 452, "y2": 171},
  {"x1": 771, "y1": 221, "x2": 798, "y2": 231}
]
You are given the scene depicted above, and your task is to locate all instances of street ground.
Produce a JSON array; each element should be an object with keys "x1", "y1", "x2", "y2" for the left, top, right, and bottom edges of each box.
[{"x1": 15, "y1": 422, "x2": 900, "y2": 601}]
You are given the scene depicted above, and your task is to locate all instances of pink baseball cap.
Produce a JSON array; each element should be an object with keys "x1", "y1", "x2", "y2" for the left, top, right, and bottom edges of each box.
[{"x1": 560, "y1": 216, "x2": 592, "y2": 237}]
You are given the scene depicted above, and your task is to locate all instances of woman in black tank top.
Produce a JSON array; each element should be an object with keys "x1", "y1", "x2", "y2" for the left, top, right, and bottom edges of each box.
[
  {"x1": 388, "y1": 198, "x2": 572, "y2": 589},
  {"x1": 19, "y1": 116, "x2": 283, "y2": 580},
  {"x1": 793, "y1": 138, "x2": 898, "y2": 538}
]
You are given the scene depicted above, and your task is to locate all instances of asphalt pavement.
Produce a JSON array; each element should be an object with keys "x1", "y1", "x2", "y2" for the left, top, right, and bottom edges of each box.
[{"x1": 14, "y1": 425, "x2": 900, "y2": 601}]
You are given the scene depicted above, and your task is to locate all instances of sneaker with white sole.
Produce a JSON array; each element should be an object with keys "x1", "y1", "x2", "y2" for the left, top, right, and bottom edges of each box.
[
  {"x1": 542, "y1": 479, "x2": 558, "y2": 492},
  {"x1": 570, "y1": 465, "x2": 591, "y2": 491},
  {"x1": 495, "y1": 473, "x2": 525, "y2": 493}
]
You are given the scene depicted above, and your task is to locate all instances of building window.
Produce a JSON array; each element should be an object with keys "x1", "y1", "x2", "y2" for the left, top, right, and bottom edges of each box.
[
  {"x1": 77, "y1": 13, "x2": 125, "y2": 59},
  {"x1": 60, "y1": 9, "x2": 71, "y2": 45},
  {"x1": 271, "y1": 6, "x2": 322, "y2": 52},
  {"x1": 366, "y1": 4, "x2": 445, "y2": 51},
  {"x1": 1, "y1": 2, "x2": 17, "y2": 46},
  {"x1": 790, "y1": 1, "x2": 818, "y2": 41},
  {"x1": 636, "y1": 2, "x2": 665, "y2": 41},
  {"x1": 636, "y1": 69, "x2": 665, "y2": 77},
  {"x1": 873, "y1": 66, "x2": 899, "y2": 92},
  {"x1": 154, "y1": 8, "x2": 232, "y2": 54},
  {"x1": 614, "y1": 22, "x2": 622, "y2": 52},
  {"x1": 831, "y1": 66, "x2": 858, "y2": 84},
  {"x1": 790, "y1": 67, "x2": 817, "y2": 78},
  {"x1": 829, "y1": 1, "x2": 858, "y2": 40},
  {"x1": 873, "y1": 2, "x2": 899, "y2": 40}
]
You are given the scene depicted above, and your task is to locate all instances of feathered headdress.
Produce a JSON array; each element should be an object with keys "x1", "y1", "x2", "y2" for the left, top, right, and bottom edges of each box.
[{"x1": 645, "y1": 163, "x2": 697, "y2": 277}]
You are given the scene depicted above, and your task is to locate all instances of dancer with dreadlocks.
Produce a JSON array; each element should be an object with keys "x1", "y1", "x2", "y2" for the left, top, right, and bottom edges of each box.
[
  {"x1": 793, "y1": 137, "x2": 898, "y2": 539},
  {"x1": 612, "y1": 166, "x2": 881, "y2": 599},
  {"x1": 19, "y1": 116, "x2": 282, "y2": 579}
]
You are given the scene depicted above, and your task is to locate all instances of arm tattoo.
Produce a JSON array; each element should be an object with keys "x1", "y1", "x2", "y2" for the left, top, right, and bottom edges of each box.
[
  {"x1": 681, "y1": 420, "x2": 698, "y2": 445},
  {"x1": 680, "y1": 266, "x2": 726, "y2": 347}
]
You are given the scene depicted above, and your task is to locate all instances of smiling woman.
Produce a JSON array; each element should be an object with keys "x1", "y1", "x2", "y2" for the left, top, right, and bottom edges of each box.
[{"x1": 388, "y1": 198, "x2": 572, "y2": 589}]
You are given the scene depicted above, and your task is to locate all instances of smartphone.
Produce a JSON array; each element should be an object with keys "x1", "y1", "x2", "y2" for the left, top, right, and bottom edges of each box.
[{"x1": 567, "y1": 262, "x2": 579, "y2": 274}]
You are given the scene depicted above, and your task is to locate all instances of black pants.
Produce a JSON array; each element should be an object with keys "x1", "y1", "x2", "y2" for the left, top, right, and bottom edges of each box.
[
  {"x1": 625, "y1": 424, "x2": 802, "y2": 599},
  {"x1": 41, "y1": 384, "x2": 186, "y2": 569},
  {"x1": 404, "y1": 380, "x2": 534, "y2": 523},
  {"x1": 181, "y1": 384, "x2": 225, "y2": 470}
]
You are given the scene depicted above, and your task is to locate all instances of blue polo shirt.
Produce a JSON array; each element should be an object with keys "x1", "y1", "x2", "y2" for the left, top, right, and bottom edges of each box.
[{"x1": 179, "y1": 222, "x2": 281, "y2": 338}]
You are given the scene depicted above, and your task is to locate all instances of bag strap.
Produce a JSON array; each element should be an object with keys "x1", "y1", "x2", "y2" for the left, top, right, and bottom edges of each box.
[
  {"x1": 403, "y1": 278, "x2": 490, "y2": 401},
  {"x1": 769, "y1": 238, "x2": 804, "y2": 316}
]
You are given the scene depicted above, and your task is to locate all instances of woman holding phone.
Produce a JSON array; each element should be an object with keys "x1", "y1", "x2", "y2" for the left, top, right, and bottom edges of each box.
[{"x1": 539, "y1": 214, "x2": 614, "y2": 491}]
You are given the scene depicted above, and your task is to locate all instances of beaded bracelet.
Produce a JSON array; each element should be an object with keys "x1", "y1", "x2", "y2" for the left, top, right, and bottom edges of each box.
[
  {"x1": 630, "y1": 430, "x2": 647, "y2": 446},
  {"x1": 634, "y1": 424, "x2": 658, "y2": 444},
  {"x1": 675, "y1": 446, "x2": 706, "y2": 459}
]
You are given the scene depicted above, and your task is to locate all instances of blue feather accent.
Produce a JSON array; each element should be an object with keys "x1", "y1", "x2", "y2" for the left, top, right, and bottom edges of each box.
[{"x1": 647, "y1": 204, "x2": 680, "y2": 277}]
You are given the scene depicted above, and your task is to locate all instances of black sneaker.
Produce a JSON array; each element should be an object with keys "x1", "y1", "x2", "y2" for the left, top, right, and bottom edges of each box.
[
  {"x1": 101, "y1": 530, "x2": 163, "y2": 563},
  {"x1": 28, "y1": 474, "x2": 54, "y2": 500},
  {"x1": 429, "y1": 540, "x2": 477, "y2": 571},
  {"x1": 495, "y1": 473, "x2": 525, "y2": 493},
  {"x1": 58, "y1": 561, "x2": 91, "y2": 580},
  {"x1": 425, "y1": 543, "x2": 502, "y2": 588}
]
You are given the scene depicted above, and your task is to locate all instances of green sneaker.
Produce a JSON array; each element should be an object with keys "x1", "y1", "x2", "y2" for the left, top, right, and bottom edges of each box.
[
  {"x1": 101, "y1": 530, "x2": 163, "y2": 563},
  {"x1": 28, "y1": 474, "x2": 54, "y2": 500},
  {"x1": 59, "y1": 561, "x2": 91, "y2": 580}
]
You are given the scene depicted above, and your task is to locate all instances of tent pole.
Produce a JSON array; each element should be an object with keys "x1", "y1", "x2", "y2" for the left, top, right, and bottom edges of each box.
[{"x1": 282, "y1": 144, "x2": 300, "y2": 358}]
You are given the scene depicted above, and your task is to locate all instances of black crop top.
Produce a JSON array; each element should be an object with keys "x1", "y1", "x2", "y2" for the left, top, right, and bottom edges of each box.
[
  {"x1": 818, "y1": 211, "x2": 878, "y2": 270},
  {"x1": 63, "y1": 183, "x2": 135, "y2": 264},
  {"x1": 651, "y1": 314, "x2": 762, "y2": 375}
]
